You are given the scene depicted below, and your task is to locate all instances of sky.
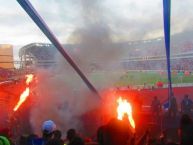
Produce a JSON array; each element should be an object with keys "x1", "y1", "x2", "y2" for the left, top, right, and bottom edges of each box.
[{"x1": 0, "y1": 0, "x2": 193, "y2": 59}]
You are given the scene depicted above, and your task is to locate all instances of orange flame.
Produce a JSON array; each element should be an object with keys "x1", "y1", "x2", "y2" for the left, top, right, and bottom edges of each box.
[
  {"x1": 117, "y1": 97, "x2": 135, "y2": 129},
  {"x1": 26, "y1": 74, "x2": 34, "y2": 85},
  {"x1": 14, "y1": 88, "x2": 30, "y2": 111},
  {"x1": 13, "y1": 74, "x2": 34, "y2": 112}
]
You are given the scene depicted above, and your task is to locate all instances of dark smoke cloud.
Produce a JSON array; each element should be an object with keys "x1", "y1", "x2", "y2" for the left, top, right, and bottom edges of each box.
[
  {"x1": 66, "y1": 0, "x2": 123, "y2": 71},
  {"x1": 29, "y1": 0, "x2": 193, "y2": 135},
  {"x1": 29, "y1": 0, "x2": 119, "y2": 135},
  {"x1": 30, "y1": 68, "x2": 100, "y2": 135}
]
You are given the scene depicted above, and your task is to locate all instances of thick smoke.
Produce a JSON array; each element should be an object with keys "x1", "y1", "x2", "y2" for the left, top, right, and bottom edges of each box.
[
  {"x1": 29, "y1": 0, "x2": 120, "y2": 136},
  {"x1": 67, "y1": 0, "x2": 123, "y2": 71},
  {"x1": 29, "y1": 0, "x2": 193, "y2": 135},
  {"x1": 30, "y1": 67, "x2": 100, "y2": 135}
]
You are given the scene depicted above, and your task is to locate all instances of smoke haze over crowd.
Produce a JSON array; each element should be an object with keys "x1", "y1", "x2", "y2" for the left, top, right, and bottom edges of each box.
[{"x1": 1, "y1": 0, "x2": 193, "y2": 136}]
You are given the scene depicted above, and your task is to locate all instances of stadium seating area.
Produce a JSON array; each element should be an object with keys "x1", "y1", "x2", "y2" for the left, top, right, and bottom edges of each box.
[{"x1": 123, "y1": 58, "x2": 193, "y2": 71}]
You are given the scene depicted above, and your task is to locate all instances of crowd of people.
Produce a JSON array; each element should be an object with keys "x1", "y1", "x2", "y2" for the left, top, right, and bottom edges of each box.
[
  {"x1": 121, "y1": 38, "x2": 193, "y2": 71},
  {"x1": 1, "y1": 93, "x2": 193, "y2": 145},
  {"x1": 123, "y1": 58, "x2": 193, "y2": 71},
  {"x1": 151, "y1": 94, "x2": 193, "y2": 119},
  {"x1": 1, "y1": 114, "x2": 193, "y2": 145},
  {"x1": 0, "y1": 68, "x2": 16, "y2": 81}
]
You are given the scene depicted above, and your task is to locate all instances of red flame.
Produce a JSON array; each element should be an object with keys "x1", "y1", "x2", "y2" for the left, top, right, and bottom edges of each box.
[
  {"x1": 25, "y1": 74, "x2": 34, "y2": 85},
  {"x1": 117, "y1": 97, "x2": 135, "y2": 129},
  {"x1": 13, "y1": 74, "x2": 34, "y2": 112},
  {"x1": 13, "y1": 88, "x2": 30, "y2": 111}
]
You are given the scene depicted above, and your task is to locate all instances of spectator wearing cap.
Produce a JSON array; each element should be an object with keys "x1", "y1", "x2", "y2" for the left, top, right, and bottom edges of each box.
[
  {"x1": 29, "y1": 120, "x2": 56, "y2": 145},
  {"x1": 42, "y1": 120, "x2": 56, "y2": 141},
  {"x1": 0, "y1": 128, "x2": 12, "y2": 145},
  {"x1": 0, "y1": 136, "x2": 10, "y2": 145}
]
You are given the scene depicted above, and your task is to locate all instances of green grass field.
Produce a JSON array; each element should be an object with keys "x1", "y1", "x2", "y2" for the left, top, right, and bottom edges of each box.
[
  {"x1": 117, "y1": 71, "x2": 193, "y2": 86},
  {"x1": 90, "y1": 71, "x2": 193, "y2": 87}
]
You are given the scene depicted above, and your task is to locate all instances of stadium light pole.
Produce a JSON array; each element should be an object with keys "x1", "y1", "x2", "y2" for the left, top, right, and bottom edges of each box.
[
  {"x1": 17, "y1": 0, "x2": 100, "y2": 98},
  {"x1": 163, "y1": 0, "x2": 173, "y2": 104}
]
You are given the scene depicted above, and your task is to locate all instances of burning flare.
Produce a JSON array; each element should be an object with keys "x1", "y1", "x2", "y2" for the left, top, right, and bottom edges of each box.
[
  {"x1": 117, "y1": 97, "x2": 135, "y2": 129},
  {"x1": 13, "y1": 88, "x2": 30, "y2": 111},
  {"x1": 13, "y1": 74, "x2": 34, "y2": 112},
  {"x1": 26, "y1": 74, "x2": 34, "y2": 85}
]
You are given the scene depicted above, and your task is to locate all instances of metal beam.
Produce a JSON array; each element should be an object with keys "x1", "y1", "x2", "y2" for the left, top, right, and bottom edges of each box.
[{"x1": 17, "y1": 0, "x2": 100, "y2": 98}]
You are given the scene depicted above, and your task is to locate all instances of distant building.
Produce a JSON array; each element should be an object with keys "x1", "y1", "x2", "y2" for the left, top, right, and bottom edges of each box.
[
  {"x1": 19, "y1": 43, "x2": 58, "y2": 69},
  {"x1": 18, "y1": 30, "x2": 193, "y2": 71},
  {"x1": 0, "y1": 44, "x2": 14, "y2": 69}
]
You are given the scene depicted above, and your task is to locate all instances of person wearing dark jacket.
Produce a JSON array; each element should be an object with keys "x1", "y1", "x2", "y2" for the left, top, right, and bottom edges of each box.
[
  {"x1": 168, "y1": 94, "x2": 178, "y2": 118},
  {"x1": 100, "y1": 117, "x2": 133, "y2": 145},
  {"x1": 46, "y1": 130, "x2": 64, "y2": 145},
  {"x1": 179, "y1": 114, "x2": 193, "y2": 145},
  {"x1": 66, "y1": 129, "x2": 84, "y2": 145},
  {"x1": 181, "y1": 94, "x2": 193, "y2": 115}
]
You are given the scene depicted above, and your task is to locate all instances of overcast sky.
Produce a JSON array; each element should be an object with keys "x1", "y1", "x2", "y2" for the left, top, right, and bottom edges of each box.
[{"x1": 0, "y1": 0, "x2": 193, "y2": 58}]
